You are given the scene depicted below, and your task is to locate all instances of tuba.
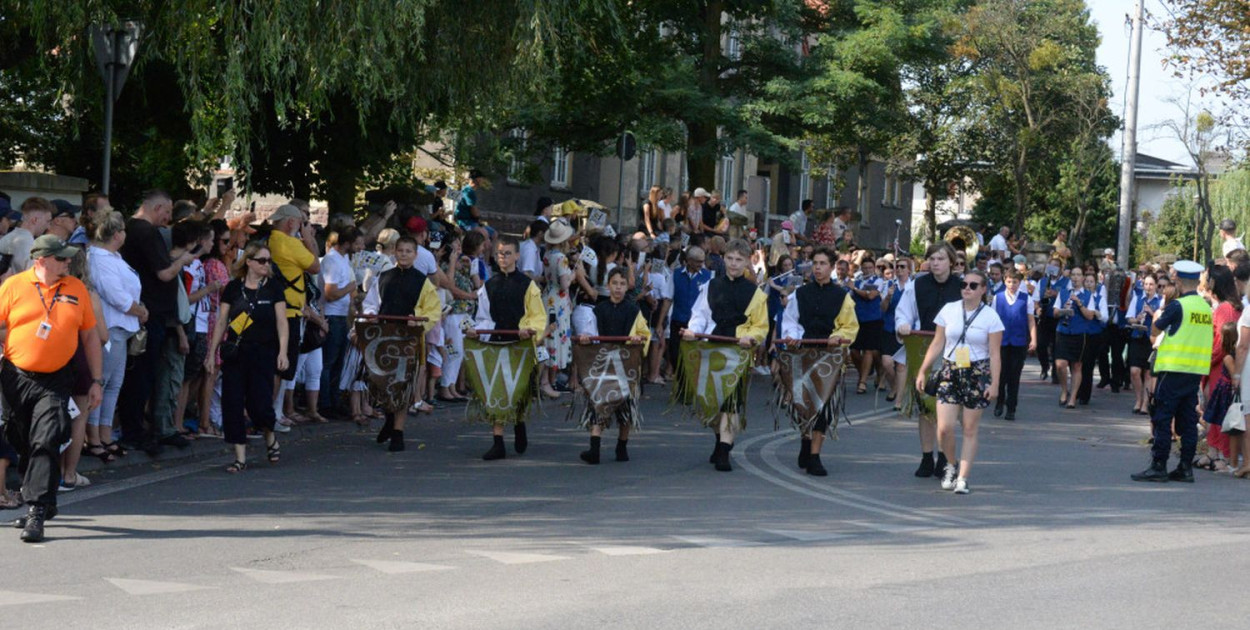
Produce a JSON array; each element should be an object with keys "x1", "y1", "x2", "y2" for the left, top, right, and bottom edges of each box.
[{"x1": 943, "y1": 225, "x2": 980, "y2": 261}]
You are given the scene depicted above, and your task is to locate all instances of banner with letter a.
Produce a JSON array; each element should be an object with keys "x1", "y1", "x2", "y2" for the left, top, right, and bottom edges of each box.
[
  {"x1": 463, "y1": 338, "x2": 539, "y2": 425},
  {"x1": 355, "y1": 319, "x2": 425, "y2": 413},
  {"x1": 672, "y1": 340, "x2": 753, "y2": 429},
  {"x1": 772, "y1": 346, "x2": 847, "y2": 435},
  {"x1": 569, "y1": 342, "x2": 644, "y2": 429}
]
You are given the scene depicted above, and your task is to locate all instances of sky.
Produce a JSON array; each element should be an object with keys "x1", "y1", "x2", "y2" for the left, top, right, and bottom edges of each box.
[{"x1": 1090, "y1": 0, "x2": 1201, "y2": 167}]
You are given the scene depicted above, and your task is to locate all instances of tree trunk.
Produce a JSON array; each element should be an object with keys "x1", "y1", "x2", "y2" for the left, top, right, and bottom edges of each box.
[
  {"x1": 857, "y1": 147, "x2": 870, "y2": 225},
  {"x1": 686, "y1": 120, "x2": 718, "y2": 194},
  {"x1": 1012, "y1": 160, "x2": 1028, "y2": 235},
  {"x1": 924, "y1": 179, "x2": 938, "y2": 246},
  {"x1": 684, "y1": 0, "x2": 723, "y2": 198}
]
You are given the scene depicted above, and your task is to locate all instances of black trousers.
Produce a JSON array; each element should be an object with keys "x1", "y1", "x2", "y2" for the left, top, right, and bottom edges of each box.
[
  {"x1": 118, "y1": 312, "x2": 168, "y2": 444},
  {"x1": 1077, "y1": 331, "x2": 1105, "y2": 403},
  {"x1": 222, "y1": 343, "x2": 279, "y2": 446},
  {"x1": 277, "y1": 316, "x2": 302, "y2": 381},
  {"x1": 1150, "y1": 372, "x2": 1201, "y2": 464},
  {"x1": 1037, "y1": 317, "x2": 1057, "y2": 374},
  {"x1": 668, "y1": 319, "x2": 688, "y2": 373},
  {"x1": 997, "y1": 345, "x2": 1027, "y2": 411},
  {"x1": 1107, "y1": 324, "x2": 1129, "y2": 387},
  {"x1": 0, "y1": 360, "x2": 72, "y2": 507}
]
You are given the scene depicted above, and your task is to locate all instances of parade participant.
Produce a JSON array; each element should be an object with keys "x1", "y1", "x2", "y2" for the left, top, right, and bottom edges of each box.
[
  {"x1": 1074, "y1": 271, "x2": 1109, "y2": 405},
  {"x1": 1033, "y1": 257, "x2": 1067, "y2": 382},
  {"x1": 1132, "y1": 260, "x2": 1212, "y2": 483},
  {"x1": 1, "y1": 235, "x2": 103, "y2": 542},
  {"x1": 361, "y1": 237, "x2": 443, "y2": 452},
  {"x1": 1052, "y1": 267, "x2": 1101, "y2": 408},
  {"x1": 992, "y1": 268, "x2": 1035, "y2": 421},
  {"x1": 574, "y1": 267, "x2": 650, "y2": 464},
  {"x1": 894, "y1": 241, "x2": 962, "y2": 478},
  {"x1": 779, "y1": 246, "x2": 859, "y2": 476},
  {"x1": 915, "y1": 269, "x2": 1003, "y2": 494},
  {"x1": 667, "y1": 246, "x2": 711, "y2": 372},
  {"x1": 466, "y1": 236, "x2": 547, "y2": 461},
  {"x1": 849, "y1": 257, "x2": 884, "y2": 395},
  {"x1": 1125, "y1": 275, "x2": 1160, "y2": 415},
  {"x1": 887, "y1": 257, "x2": 913, "y2": 411},
  {"x1": 204, "y1": 242, "x2": 288, "y2": 472},
  {"x1": 681, "y1": 238, "x2": 768, "y2": 472}
]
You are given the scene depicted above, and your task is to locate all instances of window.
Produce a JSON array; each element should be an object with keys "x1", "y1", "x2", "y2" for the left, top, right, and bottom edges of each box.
[
  {"x1": 825, "y1": 167, "x2": 839, "y2": 209},
  {"x1": 726, "y1": 28, "x2": 742, "y2": 61},
  {"x1": 640, "y1": 149, "x2": 657, "y2": 193},
  {"x1": 882, "y1": 172, "x2": 903, "y2": 207},
  {"x1": 798, "y1": 151, "x2": 811, "y2": 204},
  {"x1": 720, "y1": 151, "x2": 735, "y2": 193},
  {"x1": 551, "y1": 147, "x2": 570, "y2": 188},
  {"x1": 507, "y1": 128, "x2": 527, "y2": 183}
]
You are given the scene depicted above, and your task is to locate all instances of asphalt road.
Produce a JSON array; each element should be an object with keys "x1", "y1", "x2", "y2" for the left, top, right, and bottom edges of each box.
[{"x1": 3, "y1": 363, "x2": 1249, "y2": 629}]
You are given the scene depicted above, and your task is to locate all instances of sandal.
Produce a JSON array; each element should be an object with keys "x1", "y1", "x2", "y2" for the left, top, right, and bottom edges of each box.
[
  {"x1": 0, "y1": 489, "x2": 21, "y2": 510},
  {"x1": 85, "y1": 442, "x2": 116, "y2": 464},
  {"x1": 102, "y1": 441, "x2": 127, "y2": 458},
  {"x1": 856, "y1": 384, "x2": 867, "y2": 395},
  {"x1": 225, "y1": 461, "x2": 247, "y2": 474},
  {"x1": 304, "y1": 411, "x2": 328, "y2": 424},
  {"x1": 267, "y1": 439, "x2": 281, "y2": 464},
  {"x1": 351, "y1": 414, "x2": 369, "y2": 428},
  {"x1": 1193, "y1": 455, "x2": 1220, "y2": 471},
  {"x1": 885, "y1": 392, "x2": 897, "y2": 402}
]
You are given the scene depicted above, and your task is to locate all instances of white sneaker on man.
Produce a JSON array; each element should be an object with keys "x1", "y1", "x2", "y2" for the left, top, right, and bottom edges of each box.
[
  {"x1": 953, "y1": 478, "x2": 970, "y2": 494},
  {"x1": 940, "y1": 463, "x2": 958, "y2": 490}
]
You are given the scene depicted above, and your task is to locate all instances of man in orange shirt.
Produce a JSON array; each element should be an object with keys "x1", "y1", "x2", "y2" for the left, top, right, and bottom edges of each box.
[{"x1": 1, "y1": 235, "x2": 103, "y2": 543}]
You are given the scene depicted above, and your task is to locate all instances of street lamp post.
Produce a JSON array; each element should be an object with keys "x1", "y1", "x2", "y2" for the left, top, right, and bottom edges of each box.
[{"x1": 91, "y1": 22, "x2": 143, "y2": 195}]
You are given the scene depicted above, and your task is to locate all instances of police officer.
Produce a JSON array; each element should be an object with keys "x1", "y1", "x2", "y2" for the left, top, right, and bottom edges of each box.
[{"x1": 1131, "y1": 260, "x2": 1212, "y2": 483}]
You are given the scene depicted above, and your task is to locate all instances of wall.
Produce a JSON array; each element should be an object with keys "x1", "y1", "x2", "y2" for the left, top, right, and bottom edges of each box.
[{"x1": 0, "y1": 171, "x2": 90, "y2": 208}]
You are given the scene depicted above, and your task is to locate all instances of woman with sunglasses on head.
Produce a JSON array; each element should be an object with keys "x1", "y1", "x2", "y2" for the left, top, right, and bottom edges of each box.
[
  {"x1": 204, "y1": 241, "x2": 289, "y2": 473},
  {"x1": 915, "y1": 269, "x2": 1003, "y2": 494}
]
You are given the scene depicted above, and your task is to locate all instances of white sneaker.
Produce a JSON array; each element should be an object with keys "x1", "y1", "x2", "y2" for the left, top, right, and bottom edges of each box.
[
  {"x1": 273, "y1": 422, "x2": 291, "y2": 433},
  {"x1": 953, "y1": 478, "x2": 970, "y2": 494},
  {"x1": 940, "y1": 463, "x2": 958, "y2": 490}
]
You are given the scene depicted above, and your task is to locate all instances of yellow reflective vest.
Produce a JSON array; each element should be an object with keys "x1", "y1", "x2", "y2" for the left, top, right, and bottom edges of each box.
[{"x1": 1152, "y1": 293, "x2": 1213, "y2": 375}]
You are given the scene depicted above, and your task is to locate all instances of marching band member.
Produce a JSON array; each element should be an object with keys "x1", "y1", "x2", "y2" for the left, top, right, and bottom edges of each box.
[
  {"x1": 1125, "y1": 275, "x2": 1160, "y2": 415},
  {"x1": 991, "y1": 268, "x2": 1036, "y2": 421}
]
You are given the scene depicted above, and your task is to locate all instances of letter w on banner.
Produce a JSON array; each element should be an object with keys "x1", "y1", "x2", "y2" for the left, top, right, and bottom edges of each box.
[
  {"x1": 463, "y1": 338, "x2": 538, "y2": 425},
  {"x1": 569, "y1": 342, "x2": 644, "y2": 429},
  {"x1": 772, "y1": 346, "x2": 847, "y2": 434},
  {"x1": 672, "y1": 340, "x2": 752, "y2": 427},
  {"x1": 355, "y1": 319, "x2": 425, "y2": 413}
]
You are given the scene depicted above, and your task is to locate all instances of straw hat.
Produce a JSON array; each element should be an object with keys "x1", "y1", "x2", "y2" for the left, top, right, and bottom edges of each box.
[{"x1": 544, "y1": 219, "x2": 575, "y2": 245}]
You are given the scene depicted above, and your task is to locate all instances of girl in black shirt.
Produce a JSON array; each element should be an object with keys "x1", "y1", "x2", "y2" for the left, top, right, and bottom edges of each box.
[{"x1": 205, "y1": 242, "x2": 289, "y2": 472}]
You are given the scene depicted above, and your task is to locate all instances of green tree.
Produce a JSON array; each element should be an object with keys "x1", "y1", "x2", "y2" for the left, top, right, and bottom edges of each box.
[
  {"x1": 1159, "y1": 0, "x2": 1250, "y2": 146},
  {"x1": 1140, "y1": 181, "x2": 1198, "y2": 264}
]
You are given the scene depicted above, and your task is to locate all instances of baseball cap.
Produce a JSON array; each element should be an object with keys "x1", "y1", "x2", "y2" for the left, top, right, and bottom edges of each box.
[
  {"x1": 30, "y1": 234, "x2": 79, "y2": 260},
  {"x1": 406, "y1": 216, "x2": 428, "y2": 234},
  {"x1": 269, "y1": 204, "x2": 303, "y2": 223},
  {"x1": 51, "y1": 199, "x2": 81, "y2": 220},
  {"x1": 1220, "y1": 218, "x2": 1236, "y2": 231},
  {"x1": 0, "y1": 197, "x2": 18, "y2": 222},
  {"x1": 693, "y1": 187, "x2": 710, "y2": 198},
  {"x1": 1103, "y1": 248, "x2": 1114, "y2": 256}
]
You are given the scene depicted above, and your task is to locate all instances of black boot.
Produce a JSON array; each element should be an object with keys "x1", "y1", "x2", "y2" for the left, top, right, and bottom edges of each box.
[
  {"x1": 513, "y1": 422, "x2": 528, "y2": 454},
  {"x1": 1131, "y1": 459, "x2": 1169, "y2": 482},
  {"x1": 993, "y1": 403, "x2": 1004, "y2": 418},
  {"x1": 615, "y1": 439, "x2": 629, "y2": 462},
  {"x1": 376, "y1": 417, "x2": 394, "y2": 444},
  {"x1": 19, "y1": 505, "x2": 47, "y2": 543},
  {"x1": 580, "y1": 436, "x2": 601, "y2": 465},
  {"x1": 713, "y1": 441, "x2": 733, "y2": 472},
  {"x1": 482, "y1": 435, "x2": 506, "y2": 461},
  {"x1": 709, "y1": 433, "x2": 721, "y2": 463},
  {"x1": 806, "y1": 453, "x2": 828, "y2": 477},
  {"x1": 11, "y1": 504, "x2": 56, "y2": 529},
  {"x1": 914, "y1": 452, "x2": 935, "y2": 478},
  {"x1": 933, "y1": 452, "x2": 948, "y2": 479},
  {"x1": 388, "y1": 430, "x2": 405, "y2": 452},
  {"x1": 1004, "y1": 409, "x2": 1016, "y2": 421},
  {"x1": 798, "y1": 438, "x2": 812, "y2": 469},
  {"x1": 1168, "y1": 462, "x2": 1194, "y2": 483}
]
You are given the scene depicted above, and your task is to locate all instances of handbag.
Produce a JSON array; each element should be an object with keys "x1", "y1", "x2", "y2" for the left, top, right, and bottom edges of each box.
[
  {"x1": 1224, "y1": 394, "x2": 1246, "y2": 434},
  {"x1": 127, "y1": 327, "x2": 148, "y2": 357},
  {"x1": 299, "y1": 317, "x2": 327, "y2": 353},
  {"x1": 220, "y1": 283, "x2": 258, "y2": 363}
]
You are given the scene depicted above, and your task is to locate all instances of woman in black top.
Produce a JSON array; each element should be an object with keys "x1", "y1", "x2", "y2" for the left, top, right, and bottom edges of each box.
[{"x1": 204, "y1": 242, "x2": 289, "y2": 473}]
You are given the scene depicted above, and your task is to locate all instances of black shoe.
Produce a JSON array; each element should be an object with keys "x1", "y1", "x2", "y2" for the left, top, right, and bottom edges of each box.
[
  {"x1": 19, "y1": 505, "x2": 47, "y2": 543},
  {"x1": 615, "y1": 439, "x2": 629, "y2": 462},
  {"x1": 1168, "y1": 463, "x2": 1194, "y2": 483},
  {"x1": 11, "y1": 504, "x2": 57, "y2": 529},
  {"x1": 1097, "y1": 381, "x2": 1109, "y2": 389},
  {"x1": 1051, "y1": 373, "x2": 1060, "y2": 384},
  {"x1": 993, "y1": 404, "x2": 1004, "y2": 418},
  {"x1": 709, "y1": 433, "x2": 721, "y2": 464},
  {"x1": 914, "y1": 453, "x2": 935, "y2": 478},
  {"x1": 376, "y1": 418, "x2": 394, "y2": 444},
  {"x1": 1111, "y1": 386, "x2": 1121, "y2": 394},
  {"x1": 798, "y1": 438, "x2": 812, "y2": 469},
  {"x1": 388, "y1": 431, "x2": 405, "y2": 452},
  {"x1": 1131, "y1": 460, "x2": 1170, "y2": 482},
  {"x1": 1038, "y1": 370, "x2": 1049, "y2": 381},
  {"x1": 1004, "y1": 410, "x2": 1016, "y2": 421},
  {"x1": 713, "y1": 442, "x2": 733, "y2": 472},
  {"x1": 933, "y1": 453, "x2": 948, "y2": 479},
  {"x1": 806, "y1": 454, "x2": 828, "y2": 477},
  {"x1": 141, "y1": 439, "x2": 164, "y2": 457},
  {"x1": 482, "y1": 436, "x2": 506, "y2": 461},
  {"x1": 159, "y1": 433, "x2": 191, "y2": 449},
  {"x1": 580, "y1": 436, "x2": 601, "y2": 465},
  {"x1": 513, "y1": 422, "x2": 528, "y2": 454}
]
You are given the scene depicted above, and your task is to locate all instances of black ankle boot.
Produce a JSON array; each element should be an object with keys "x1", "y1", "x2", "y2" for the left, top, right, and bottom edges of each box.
[
  {"x1": 1168, "y1": 462, "x2": 1194, "y2": 483},
  {"x1": 714, "y1": 442, "x2": 733, "y2": 472},
  {"x1": 1131, "y1": 459, "x2": 1169, "y2": 482},
  {"x1": 376, "y1": 417, "x2": 394, "y2": 444},
  {"x1": 933, "y1": 453, "x2": 948, "y2": 479},
  {"x1": 580, "y1": 436, "x2": 601, "y2": 464},
  {"x1": 388, "y1": 430, "x2": 405, "y2": 452},
  {"x1": 514, "y1": 422, "x2": 528, "y2": 454},
  {"x1": 482, "y1": 436, "x2": 506, "y2": 461},
  {"x1": 806, "y1": 453, "x2": 828, "y2": 477},
  {"x1": 709, "y1": 433, "x2": 721, "y2": 463},
  {"x1": 798, "y1": 438, "x2": 812, "y2": 469},
  {"x1": 615, "y1": 439, "x2": 629, "y2": 462},
  {"x1": 915, "y1": 452, "x2": 935, "y2": 478}
]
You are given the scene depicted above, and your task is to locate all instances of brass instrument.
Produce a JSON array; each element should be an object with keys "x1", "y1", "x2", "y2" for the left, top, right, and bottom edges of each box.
[{"x1": 943, "y1": 225, "x2": 980, "y2": 261}]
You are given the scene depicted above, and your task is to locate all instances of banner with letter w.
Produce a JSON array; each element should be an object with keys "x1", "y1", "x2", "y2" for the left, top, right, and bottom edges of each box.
[
  {"x1": 355, "y1": 319, "x2": 425, "y2": 413},
  {"x1": 672, "y1": 340, "x2": 752, "y2": 427},
  {"x1": 463, "y1": 338, "x2": 539, "y2": 425},
  {"x1": 772, "y1": 346, "x2": 847, "y2": 434},
  {"x1": 570, "y1": 342, "x2": 644, "y2": 429}
]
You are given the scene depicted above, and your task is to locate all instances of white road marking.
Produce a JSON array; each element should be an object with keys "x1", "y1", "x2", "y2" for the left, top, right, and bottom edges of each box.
[
  {"x1": 841, "y1": 521, "x2": 936, "y2": 535},
  {"x1": 230, "y1": 567, "x2": 337, "y2": 584},
  {"x1": 466, "y1": 550, "x2": 571, "y2": 565},
  {"x1": 351, "y1": 559, "x2": 455, "y2": 574},
  {"x1": 0, "y1": 590, "x2": 80, "y2": 607},
  {"x1": 590, "y1": 546, "x2": 669, "y2": 556},
  {"x1": 671, "y1": 535, "x2": 761, "y2": 548},
  {"x1": 105, "y1": 578, "x2": 213, "y2": 595},
  {"x1": 761, "y1": 529, "x2": 853, "y2": 542}
]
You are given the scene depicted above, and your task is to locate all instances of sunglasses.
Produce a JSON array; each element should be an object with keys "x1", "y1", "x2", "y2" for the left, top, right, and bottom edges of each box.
[
  {"x1": 250, "y1": 257, "x2": 271, "y2": 265},
  {"x1": 895, "y1": 264, "x2": 908, "y2": 269},
  {"x1": 960, "y1": 281, "x2": 981, "y2": 290},
  {"x1": 54, "y1": 256, "x2": 70, "y2": 263}
]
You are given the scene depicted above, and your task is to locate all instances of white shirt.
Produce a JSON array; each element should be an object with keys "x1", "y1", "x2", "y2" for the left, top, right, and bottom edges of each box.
[
  {"x1": 658, "y1": 199, "x2": 673, "y2": 219},
  {"x1": 87, "y1": 245, "x2": 142, "y2": 333},
  {"x1": 729, "y1": 201, "x2": 748, "y2": 219},
  {"x1": 415, "y1": 245, "x2": 439, "y2": 276},
  {"x1": 788, "y1": 211, "x2": 807, "y2": 238},
  {"x1": 988, "y1": 233, "x2": 1009, "y2": 253},
  {"x1": 832, "y1": 217, "x2": 848, "y2": 242},
  {"x1": 187, "y1": 258, "x2": 209, "y2": 333},
  {"x1": 320, "y1": 248, "x2": 354, "y2": 317},
  {"x1": 518, "y1": 239, "x2": 543, "y2": 278},
  {"x1": 1223, "y1": 236, "x2": 1245, "y2": 257},
  {"x1": 0, "y1": 227, "x2": 35, "y2": 274},
  {"x1": 933, "y1": 301, "x2": 1005, "y2": 362}
]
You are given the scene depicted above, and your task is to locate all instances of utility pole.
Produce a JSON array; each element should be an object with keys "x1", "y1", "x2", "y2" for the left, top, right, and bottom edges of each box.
[
  {"x1": 91, "y1": 22, "x2": 143, "y2": 195},
  {"x1": 1115, "y1": 1, "x2": 1143, "y2": 269}
]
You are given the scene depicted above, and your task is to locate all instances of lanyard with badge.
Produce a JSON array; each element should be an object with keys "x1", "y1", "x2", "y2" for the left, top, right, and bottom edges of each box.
[
  {"x1": 35, "y1": 283, "x2": 62, "y2": 340},
  {"x1": 949, "y1": 304, "x2": 984, "y2": 369}
]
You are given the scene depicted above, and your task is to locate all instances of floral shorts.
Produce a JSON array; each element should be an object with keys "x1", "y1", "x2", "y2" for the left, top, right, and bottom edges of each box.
[{"x1": 936, "y1": 359, "x2": 992, "y2": 409}]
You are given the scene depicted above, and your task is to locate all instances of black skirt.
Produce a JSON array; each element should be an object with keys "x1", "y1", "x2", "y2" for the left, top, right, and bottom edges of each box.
[
  {"x1": 879, "y1": 327, "x2": 902, "y2": 356},
  {"x1": 1054, "y1": 332, "x2": 1090, "y2": 363},
  {"x1": 851, "y1": 319, "x2": 884, "y2": 351},
  {"x1": 1126, "y1": 336, "x2": 1153, "y2": 369}
]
